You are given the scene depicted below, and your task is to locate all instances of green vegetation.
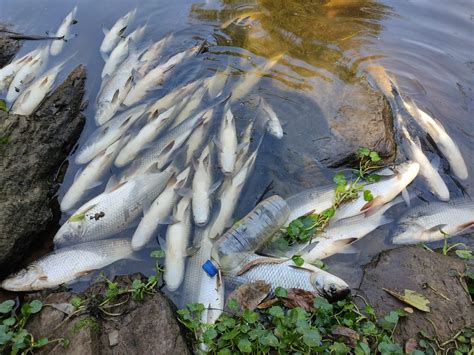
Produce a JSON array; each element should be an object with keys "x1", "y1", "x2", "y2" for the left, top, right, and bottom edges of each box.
[
  {"x1": 0, "y1": 299, "x2": 64, "y2": 354},
  {"x1": 178, "y1": 291, "x2": 416, "y2": 355},
  {"x1": 278, "y1": 148, "x2": 382, "y2": 265},
  {"x1": 0, "y1": 99, "x2": 7, "y2": 112}
]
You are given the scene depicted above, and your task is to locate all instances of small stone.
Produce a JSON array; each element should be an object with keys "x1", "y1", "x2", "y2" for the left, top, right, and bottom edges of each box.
[{"x1": 108, "y1": 330, "x2": 119, "y2": 347}]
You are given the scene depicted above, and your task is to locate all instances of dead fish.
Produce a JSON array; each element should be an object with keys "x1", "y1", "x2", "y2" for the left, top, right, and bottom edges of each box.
[
  {"x1": 216, "y1": 106, "x2": 238, "y2": 175},
  {"x1": 259, "y1": 97, "x2": 283, "y2": 139},
  {"x1": 100, "y1": 8, "x2": 137, "y2": 54},
  {"x1": 50, "y1": 6, "x2": 78, "y2": 56}
]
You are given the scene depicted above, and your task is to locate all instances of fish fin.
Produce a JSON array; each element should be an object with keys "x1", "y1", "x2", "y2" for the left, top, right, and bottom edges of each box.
[
  {"x1": 331, "y1": 238, "x2": 359, "y2": 254},
  {"x1": 131, "y1": 68, "x2": 143, "y2": 81},
  {"x1": 105, "y1": 175, "x2": 118, "y2": 192},
  {"x1": 360, "y1": 196, "x2": 383, "y2": 212},
  {"x1": 75, "y1": 269, "x2": 98, "y2": 278},
  {"x1": 84, "y1": 180, "x2": 104, "y2": 190},
  {"x1": 186, "y1": 246, "x2": 200, "y2": 256},
  {"x1": 236, "y1": 257, "x2": 287, "y2": 276},
  {"x1": 40, "y1": 77, "x2": 49, "y2": 87},
  {"x1": 413, "y1": 135, "x2": 422, "y2": 148},
  {"x1": 427, "y1": 224, "x2": 448, "y2": 233},
  {"x1": 73, "y1": 167, "x2": 84, "y2": 182},
  {"x1": 457, "y1": 221, "x2": 474, "y2": 232},
  {"x1": 213, "y1": 136, "x2": 223, "y2": 152},
  {"x1": 157, "y1": 235, "x2": 167, "y2": 249},
  {"x1": 39, "y1": 275, "x2": 48, "y2": 281},
  {"x1": 117, "y1": 26, "x2": 127, "y2": 37},
  {"x1": 176, "y1": 187, "x2": 192, "y2": 197},
  {"x1": 102, "y1": 26, "x2": 109, "y2": 36},
  {"x1": 100, "y1": 51, "x2": 109, "y2": 62},
  {"x1": 164, "y1": 173, "x2": 178, "y2": 188},
  {"x1": 209, "y1": 181, "x2": 221, "y2": 194},
  {"x1": 157, "y1": 216, "x2": 175, "y2": 225},
  {"x1": 191, "y1": 156, "x2": 199, "y2": 170},
  {"x1": 106, "y1": 180, "x2": 128, "y2": 193},
  {"x1": 111, "y1": 89, "x2": 120, "y2": 104},
  {"x1": 161, "y1": 140, "x2": 175, "y2": 156},
  {"x1": 401, "y1": 188, "x2": 411, "y2": 207},
  {"x1": 237, "y1": 141, "x2": 249, "y2": 153}
]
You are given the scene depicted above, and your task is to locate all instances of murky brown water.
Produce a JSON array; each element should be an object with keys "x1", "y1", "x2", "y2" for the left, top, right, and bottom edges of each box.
[{"x1": 1, "y1": 0, "x2": 472, "y2": 299}]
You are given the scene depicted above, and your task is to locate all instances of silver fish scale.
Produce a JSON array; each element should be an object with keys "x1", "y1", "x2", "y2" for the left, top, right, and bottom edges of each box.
[
  {"x1": 132, "y1": 110, "x2": 204, "y2": 173},
  {"x1": 225, "y1": 258, "x2": 314, "y2": 292},
  {"x1": 285, "y1": 186, "x2": 335, "y2": 224},
  {"x1": 38, "y1": 239, "x2": 133, "y2": 286},
  {"x1": 398, "y1": 201, "x2": 474, "y2": 230},
  {"x1": 57, "y1": 171, "x2": 172, "y2": 246}
]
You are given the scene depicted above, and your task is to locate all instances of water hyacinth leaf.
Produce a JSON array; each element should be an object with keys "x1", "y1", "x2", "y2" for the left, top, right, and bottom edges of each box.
[
  {"x1": 268, "y1": 306, "x2": 284, "y2": 318},
  {"x1": 0, "y1": 300, "x2": 15, "y2": 314},
  {"x1": 292, "y1": 255, "x2": 304, "y2": 266},
  {"x1": 363, "y1": 190, "x2": 373, "y2": 201},
  {"x1": 3, "y1": 317, "x2": 16, "y2": 326},
  {"x1": 243, "y1": 309, "x2": 259, "y2": 324},
  {"x1": 0, "y1": 99, "x2": 7, "y2": 112},
  {"x1": 70, "y1": 296, "x2": 82, "y2": 308},
  {"x1": 355, "y1": 342, "x2": 371, "y2": 355},
  {"x1": 357, "y1": 147, "x2": 370, "y2": 157},
  {"x1": 36, "y1": 337, "x2": 49, "y2": 347},
  {"x1": 333, "y1": 172, "x2": 347, "y2": 186},
  {"x1": 383, "y1": 288, "x2": 430, "y2": 312},
  {"x1": 274, "y1": 287, "x2": 288, "y2": 298},
  {"x1": 455, "y1": 249, "x2": 473, "y2": 260},
  {"x1": 238, "y1": 338, "x2": 252, "y2": 353},
  {"x1": 369, "y1": 151, "x2": 381, "y2": 162},
  {"x1": 227, "y1": 299, "x2": 238, "y2": 310},
  {"x1": 302, "y1": 328, "x2": 321, "y2": 347}
]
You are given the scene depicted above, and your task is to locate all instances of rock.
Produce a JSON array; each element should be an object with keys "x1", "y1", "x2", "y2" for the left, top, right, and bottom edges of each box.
[
  {"x1": 0, "y1": 66, "x2": 86, "y2": 277},
  {"x1": 0, "y1": 28, "x2": 21, "y2": 67},
  {"x1": 359, "y1": 246, "x2": 473, "y2": 344},
  {"x1": 26, "y1": 275, "x2": 191, "y2": 355}
]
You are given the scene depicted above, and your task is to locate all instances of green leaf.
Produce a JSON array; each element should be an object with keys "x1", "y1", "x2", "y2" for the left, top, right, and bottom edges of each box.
[
  {"x1": 36, "y1": 337, "x2": 49, "y2": 347},
  {"x1": 20, "y1": 303, "x2": 32, "y2": 317},
  {"x1": 227, "y1": 299, "x2": 238, "y2": 310},
  {"x1": 203, "y1": 328, "x2": 218, "y2": 343},
  {"x1": 355, "y1": 342, "x2": 371, "y2": 355},
  {"x1": 369, "y1": 151, "x2": 381, "y2": 162},
  {"x1": 132, "y1": 279, "x2": 144, "y2": 289},
  {"x1": 0, "y1": 300, "x2": 15, "y2": 314},
  {"x1": 383, "y1": 288, "x2": 430, "y2": 312},
  {"x1": 331, "y1": 342, "x2": 349, "y2": 354},
  {"x1": 268, "y1": 306, "x2": 284, "y2": 319},
  {"x1": 238, "y1": 338, "x2": 252, "y2": 353},
  {"x1": 243, "y1": 309, "x2": 259, "y2": 324},
  {"x1": 384, "y1": 311, "x2": 399, "y2": 325},
  {"x1": 150, "y1": 249, "x2": 165, "y2": 259},
  {"x1": 274, "y1": 287, "x2": 288, "y2": 298},
  {"x1": 69, "y1": 212, "x2": 86, "y2": 222},
  {"x1": 260, "y1": 332, "x2": 279, "y2": 347},
  {"x1": 314, "y1": 297, "x2": 333, "y2": 314},
  {"x1": 302, "y1": 328, "x2": 321, "y2": 347},
  {"x1": 70, "y1": 296, "x2": 82, "y2": 308},
  {"x1": 292, "y1": 255, "x2": 304, "y2": 267},
  {"x1": 378, "y1": 341, "x2": 403, "y2": 355},
  {"x1": 333, "y1": 172, "x2": 347, "y2": 186},
  {"x1": 217, "y1": 349, "x2": 232, "y2": 355},
  {"x1": 3, "y1": 317, "x2": 16, "y2": 326},
  {"x1": 0, "y1": 99, "x2": 7, "y2": 112},
  {"x1": 321, "y1": 207, "x2": 335, "y2": 218},
  {"x1": 363, "y1": 190, "x2": 373, "y2": 202},
  {"x1": 455, "y1": 250, "x2": 473, "y2": 260},
  {"x1": 357, "y1": 147, "x2": 370, "y2": 157},
  {"x1": 366, "y1": 173, "x2": 381, "y2": 183}
]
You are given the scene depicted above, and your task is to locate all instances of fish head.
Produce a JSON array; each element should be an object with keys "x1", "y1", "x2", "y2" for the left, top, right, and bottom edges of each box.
[
  {"x1": 267, "y1": 122, "x2": 283, "y2": 138},
  {"x1": 310, "y1": 270, "x2": 350, "y2": 302},
  {"x1": 53, "y1": 219, "x2": 86, "y2": 247},
  {"x1": 1, "y1": 263, "x2": 48, "y2": 291},
  {"x1": 392, "y1": 161, "x2": 420, "y2": 186}
]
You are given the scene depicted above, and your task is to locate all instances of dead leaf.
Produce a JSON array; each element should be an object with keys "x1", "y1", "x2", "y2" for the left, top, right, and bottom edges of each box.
[
  {"x1": 281, "y1": 288, "x2": 318, "y2": 312},
  {"x1": 383, "y1": 288, "x2": 430, "y2": 312},
  {"x1": 405, "y1": 338, "x2": 418, "y2": 354},
  {"x1": 332, "y1": 326, "x2": 360, "y2": 348},
  {"x1": 225, "y1": 281, "x2": 270, "y2": 312},
  {"x1": 256, "y1": 298, "x2": 278, "y2": 309}
]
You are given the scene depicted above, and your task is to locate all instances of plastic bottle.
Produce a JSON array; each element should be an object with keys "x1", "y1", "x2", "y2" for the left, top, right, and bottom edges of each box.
[{"x1": 202, "y1": 195, "x2": 290, "y2": 276}]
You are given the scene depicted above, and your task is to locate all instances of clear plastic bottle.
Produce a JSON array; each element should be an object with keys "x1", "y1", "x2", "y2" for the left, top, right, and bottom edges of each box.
[{"x1": 203, "y1": 195, "x2": 290, "y2": 276}]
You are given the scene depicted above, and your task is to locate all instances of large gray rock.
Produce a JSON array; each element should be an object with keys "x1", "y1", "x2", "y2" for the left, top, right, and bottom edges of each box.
[
  {"x1": 26, "y1": 275, "x2": 191, "y2": 355},
  {"x1": 0, "y1": 65, "x2": 86, "y2": 277},
  {"x1": 0, "y1": 29, "x2": 21, "y2": 67},
  {"x1": 359, "y1": 246, "x2": 473, "y2": 344}
]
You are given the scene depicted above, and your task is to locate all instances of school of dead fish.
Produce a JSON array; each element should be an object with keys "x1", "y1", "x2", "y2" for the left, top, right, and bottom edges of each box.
[{"x1": 1, "y1": 8, "x2": 473, "y2": 326}]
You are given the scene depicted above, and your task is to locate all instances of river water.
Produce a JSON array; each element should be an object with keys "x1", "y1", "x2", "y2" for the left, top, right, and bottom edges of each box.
[{"x1": 0, "y1": 0, "x2": 473, "y2": 300}]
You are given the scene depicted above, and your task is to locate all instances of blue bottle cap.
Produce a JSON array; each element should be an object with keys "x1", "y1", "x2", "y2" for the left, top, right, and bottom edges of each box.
[{"x1": 202, "y1": 260, "x2": 218, "y2": 277}]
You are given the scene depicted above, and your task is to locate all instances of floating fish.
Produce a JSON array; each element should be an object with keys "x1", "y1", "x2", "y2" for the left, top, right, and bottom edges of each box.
[
  {"x1": 206, "y1": 67, "x2": 229, "y2": 99},
  {"x1": 123, "y1": 48, "x2": 194, "y2": 106},
  {"x1": 54, "y1": 167, "x2": 174, "y2": 247},
  {"x1": 184, "y1": 108, "x2": 214, "y2": 165},
  {"x1": 398, "y1": 121, "x2": 449, "y2": 201},
  {"x1": 225, "y1": 255, "x2": 350, "y2": 301},
  {"x1": 6, "y1": 47, "x2": 49, "y2": 104},
  {"x1": 164, "y1": 195, "x2": 193, "y2": 291},
  {"x1": 61, "y1": 137, "x2": 127, "y2": 212},
  {"x1": 0, "y1": 49, "x2": 38, "y2": 92},
  {"x1": 392, "y1": 200, "x2": 474, "y2": 244},
  {"x1": 10, "y1": 60, "x2": 65, "y2": 115},
  {"x1": 100, "y1": 8, "x2": 137, "y2": 54},
  {"x1": 131, "y1": 167, "x2": 190, "y2": 251},
  {"x1": 50, "y1": 6, "x2": 78, "y2": 56},
  {"x1": 259, "y1": 97, "x2": 283, "y2": 139},
  {"x1": 138, "y1": 34, "x2": 173, "y2": 76},
  {"x1": 216, "y1": 106, "x2": 238, "y2": 175},
  {"x1": 102, "y1": 24, "x2": 147, "y2": 78},
  {"x1": 1, "y1": 239, "x2": 134, "y2": 291},
  {"x1": 75, "y1": 104, "x2": 147, "y2": 164},
  {"x1": 192, "y1": 145, "x2": 220, "y2": 226},
  {"x1": 114, "y1": 105, "x2": 177, "y2": 167},
  {"x1": 95, "y1": 46, "x2": 142, "y2": 125},
  {"x1": 145, "y1": 79, "x2": 200, "y2": 115},
  {"x1": 170, "y1": 86, "x2": 207, "y2": 128},
  {"x1": 403, "y1": 98, "x2": 468, "y2": 180}
]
